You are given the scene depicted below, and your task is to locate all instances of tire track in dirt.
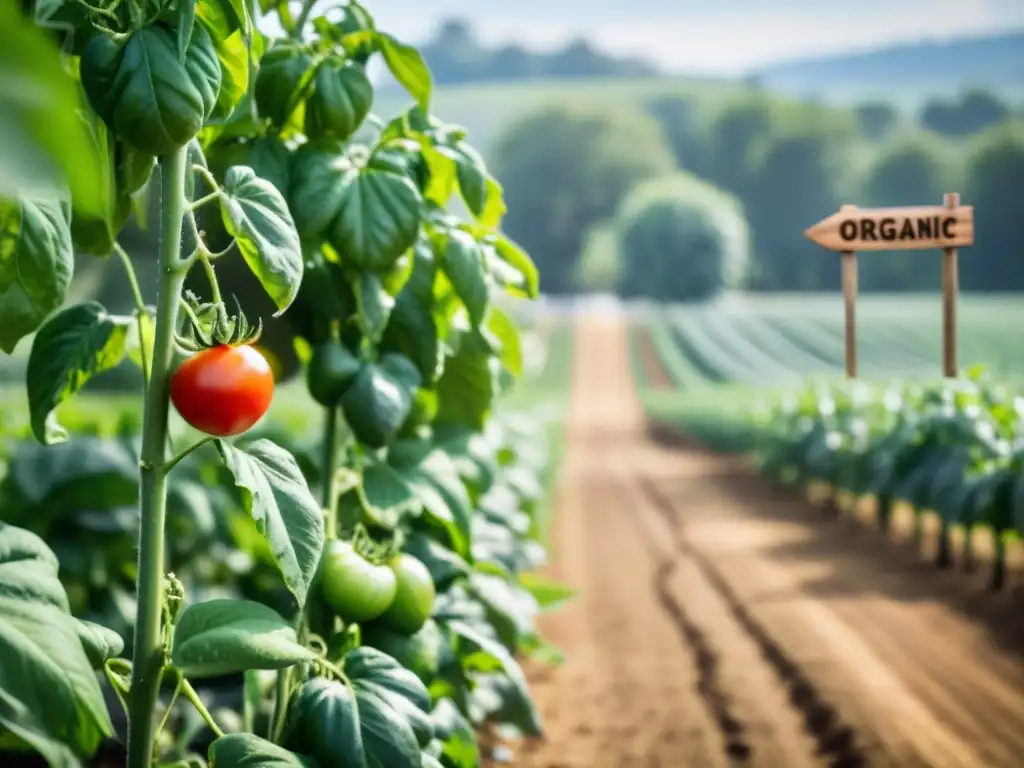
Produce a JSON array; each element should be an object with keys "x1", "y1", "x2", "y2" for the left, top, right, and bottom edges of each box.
[{"x1": 638, "y1": 474, "x2": 865, "y2": 768}]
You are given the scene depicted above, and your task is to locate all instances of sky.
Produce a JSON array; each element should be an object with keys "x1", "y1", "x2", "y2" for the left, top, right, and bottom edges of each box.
[{"x1": 321, "y1": 0, "x2": 1024, "y2": 75}]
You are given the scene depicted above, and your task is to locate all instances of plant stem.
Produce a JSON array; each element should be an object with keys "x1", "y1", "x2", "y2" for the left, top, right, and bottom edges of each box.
[
  {"x1": 200, "y1": 254, "x2": 223, "y2": 303},
  {"x1": 321, "y1": 406, "x2": 341, "y2": 539},
  {"x1": 127, "y1": 146, "x2": 193, "y2": 768},
  {"x1": 291, "y1": 0, "x2": 317, "y2": 38}
]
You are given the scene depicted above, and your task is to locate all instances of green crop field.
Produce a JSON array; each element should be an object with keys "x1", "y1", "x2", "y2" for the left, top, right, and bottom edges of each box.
[{"x1": 634, "y1": 293, "x2": 1024, "y2": 388}]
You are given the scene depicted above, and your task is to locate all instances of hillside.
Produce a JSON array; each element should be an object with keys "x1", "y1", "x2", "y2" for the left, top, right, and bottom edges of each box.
[{"x1": 754, "y1": 31, "x2": 1024, "y2": 101}]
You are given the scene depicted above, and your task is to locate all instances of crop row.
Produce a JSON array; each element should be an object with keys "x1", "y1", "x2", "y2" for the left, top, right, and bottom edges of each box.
[{"x1": 634, "y1": 301, "x2": 1024, "y2": 590}]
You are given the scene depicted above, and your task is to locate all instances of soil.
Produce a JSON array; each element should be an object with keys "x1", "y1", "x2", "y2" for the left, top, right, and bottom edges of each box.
[{"x1": 498, "y1": 307, "x2": 1024, "y2": 768}]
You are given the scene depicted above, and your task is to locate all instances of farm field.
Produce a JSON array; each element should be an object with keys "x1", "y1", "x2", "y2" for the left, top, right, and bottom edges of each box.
[
  {"x1": 632, "y1": 293, "x2": 1024, "y2": 387},
  {"x1": 505, "y1": 304, "x2": 1024, "y2": 767}
]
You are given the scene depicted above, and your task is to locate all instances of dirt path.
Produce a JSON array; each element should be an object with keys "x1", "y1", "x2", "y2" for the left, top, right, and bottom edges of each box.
[{"x1": 511, "y1": 307, "x2": 1024, "y2": 768}]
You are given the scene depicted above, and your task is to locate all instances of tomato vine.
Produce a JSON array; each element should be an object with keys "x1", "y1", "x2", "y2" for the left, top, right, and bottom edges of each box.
[{"x1": 1, "y1": 1, "x2": 563, "y2": 767}]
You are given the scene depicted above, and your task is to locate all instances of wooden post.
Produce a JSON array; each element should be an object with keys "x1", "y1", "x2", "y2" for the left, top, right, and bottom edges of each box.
[
  {"x1": 941, "y1": 192, "x2": 959, "y2": 378},
  {"x1": 840, "y1": 204, "x2": 858, "y2": 379}
]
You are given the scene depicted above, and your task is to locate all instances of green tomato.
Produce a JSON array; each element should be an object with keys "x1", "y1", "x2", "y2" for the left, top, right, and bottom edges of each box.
[
  {"x1": 320, "y1": 540, "x2": 397, "y2": 623},
  {"x1": 379, "y1": 553, "x2": 436, "y2": 635},
  {"x1": 306, "y1": 341, "x2": 361, "y2": 406}
]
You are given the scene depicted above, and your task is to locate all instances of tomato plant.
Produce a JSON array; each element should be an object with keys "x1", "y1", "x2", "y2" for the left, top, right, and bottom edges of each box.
[{"x1": 2, "y1": 1, "x2": 570, "y2": 767}]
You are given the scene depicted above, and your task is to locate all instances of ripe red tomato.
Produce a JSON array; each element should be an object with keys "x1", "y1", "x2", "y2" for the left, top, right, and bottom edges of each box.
[{"x1": 170, "y1": 345, "x2": 274, "y2": 437}]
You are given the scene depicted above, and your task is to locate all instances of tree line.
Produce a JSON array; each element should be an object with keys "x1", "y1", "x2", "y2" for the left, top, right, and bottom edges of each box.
[{"x1": 491, "y1": 87, "x2": 1024, "y2": 299}]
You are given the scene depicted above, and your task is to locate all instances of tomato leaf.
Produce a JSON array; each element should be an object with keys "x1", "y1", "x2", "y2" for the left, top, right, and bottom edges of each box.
[
  {"x1": 435, "y1": 330, "x2": 499, "y2": 431},
  {"x1": 172, "y1": 598, "x2": 318, "y2": 678},
  {"x1": 208, "y1": 733, "x2": 318, "y2": 767},
  {"x1": 73, "y1": 619, "x2": 125, "y2": 669},
  {"x1": 196, "y1": 0, "x2": 251, "y2": 119},
  {"x1": 377, "y1": 33, "x2": 431, "y2": 112},
  {"x1": 216, "y1": 439, "x2": 325, "y2": 608},
  {"x1": 0, "y1": 524, "x2": 113, "y2": 762},
  {"x1": 517, "y1": 573, "x2": 577, "y2": 612},
  {"x1": 341, "y1": 356, "x2": 421, "y2": 449},
  {"x1": 80, "y1": 23, "x2": 222, "y2": 156},
  {"x1": 483, "y1": 305, "x2": 522, "y2": 379},
  {"x1": 0, "y1": 196, "x2": 74, "y2": 355},
  {"x1": 219, "y1": 165, "x2": 303, "y2": 315},
  {"x1": 254, "y1": 41, "x2": 314, "y2": 131},
  {"x1": 360, "y1": 460, "x2": 420, "y2": 528},
  {"x1": 430, "y1": 698, "x2": 479, "y2": 768},
  {"x1": 489, "y1": 233, "x2": 539, "y2": 299},
  {"x1": 435, "y1": 141, "x2": 488, "y2": 216},
  {"x1": 384, "y1": 238, "x2": 446, "y2": 384},
  {"x1": 441, "y1": 229, "x2": 488, "y2": 329},
  {"x1": 402, "y1": 532, "x2": 470, "y2": 591},
  {"x1": 446, "y1": 619, "x2": 542, "y2": 737},
  {"x1": 26, "y1": 302, "x2": 134, "y2": 445},
  {"x1": 306, "y1": 58, "x2": 374, "y2": 141},
  {"x1": 354, "y1": 271, "x2": 394, "y2": 343},
  {"x1": 283, "y1": 678, "x2": 364, "y2": 765},
  {"x1": 0, "y1": 2, "x2": 108, "y2": 214},
  {"x1": 391, "y1": 447, "x2": 472, "y2": 557},
  {"x1": 328, "y1": 152, "x2": 423, "y2": 272}
]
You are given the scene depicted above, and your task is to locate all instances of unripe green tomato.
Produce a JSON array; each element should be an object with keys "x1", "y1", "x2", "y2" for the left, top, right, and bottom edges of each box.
[
  {"x1": 320, "y1": 540, "x2": 397, "y2": 623},
  {"x1": 378, "y1": 553, "x2": 436, "y2": 635},
  {"x1": 306, "y1": 341, "x2": 361, "y2": 406}
]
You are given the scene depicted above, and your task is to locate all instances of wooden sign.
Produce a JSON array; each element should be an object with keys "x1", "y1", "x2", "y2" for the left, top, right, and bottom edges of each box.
[
  {"x1": 803, "y1": 194, "x2": 970, "y2": 380},
  {"x1": 804, "y1": 203, "x2": 974, "y2": 252}
]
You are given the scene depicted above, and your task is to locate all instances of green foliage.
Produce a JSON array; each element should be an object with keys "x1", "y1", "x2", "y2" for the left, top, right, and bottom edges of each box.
[
  {"x1": 919, "y1": 88, "x2": 1011, "y2": 138},
  {"x1": 964, "y1": 120, "x2": 1024, "y2": 290},
  {"x1": 854, "y1": 101, "x2": 900, "y2": 141},
  {"x1": 743, "y1": 107, "x2": 859, "y2": 291},
  {"x1": 615, "y1": 173, "x2": 750, "y2": 301},
  {"x1": 1, "y1": 2, "x2": 569, "y2": 767},
  {"x1": 858, "y1": 130, "x2": 957, "y2": 291},
  {"x1": 490, "y1": 102, "x2": 676, "y2": 294}
]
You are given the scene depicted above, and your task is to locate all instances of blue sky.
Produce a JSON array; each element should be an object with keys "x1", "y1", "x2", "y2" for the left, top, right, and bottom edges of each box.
[{"x1": 316, "y1": 0, "x2": 1024, "y2": 74}]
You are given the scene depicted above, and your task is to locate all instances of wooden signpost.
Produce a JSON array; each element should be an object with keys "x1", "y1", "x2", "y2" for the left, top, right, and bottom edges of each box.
[{"x1": 804, "y1": 193, "x2": 974, "y2": 379}]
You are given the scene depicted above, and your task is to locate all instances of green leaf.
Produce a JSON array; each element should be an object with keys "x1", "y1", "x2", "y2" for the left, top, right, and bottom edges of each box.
[
  {"x1": 354, "y1": 271, "x2": 394, "y2": 343},
  {"x1": 0, "y1": 524, "x2": 113, "y2": 761},
  {"x1": 436, "y1": 330, "x2": 499, "y2": 430},
  {"x1": 430, "y1": 698, "x2": 479, "y2": 768},
  {"x1": 403, "y1": 532, "x2": 470, "y2": 591},
  {"x1": 518, "y1": 573, "x2": 576, "y2": 612},
  {"x1": 489, "y1": 234, "x2": 538, "y2": 299},
  {"x1": 483, "y1": 305, "x2": 522, "y2": 379},
  {"x1": 209, "y1": 733, "x2": 318, "y2": 767},
  {"x1": 254, "y1": 40, "x2": 313, "y2": 131},
  {"x1": 435, "y1": 142, "x2": 487, "y2": 216},
  {"x1": 447, "y1": 620, "x2": 542, "y2": 737},
  {"x1": 392, "y1": 448, "x2": 472, "y2": 557},
  {"x1": 220, "y1": 165, "x2": 303, "y2": 315},
  {"x1": 385, "y1": 239, "x2": 445, "y2": 384},
  {"x1": 306, "y1": 57, "x2": 373, "y2": 141},
  {"x1": 80, "y1": 23, "x2": 222, "y2": 156},
  {"x1": 441, "y1": 229, "x2": 488, "y2": 329},
  {"x1": 377, "y1": 33, "x2": 432, "y2": 111},
  {"x1": 361, "y1": 461, "x2": 420, "y2": 528},
  {"x1": 176, "y1": 0, "x2": 197, "y2": 61},
  {"x1": 328, "y1": 151, "x2": 423, "y2": 271},
  {"x1": 217, "y1": 439, "x2": 325, "y2": 608},
  {"x1": 73, "y1": 618, "x2": 124, "y2": 669},
  {"x1": 26, "y1": 302, "x2": 134, "y2": 445},
  {"x1": 341, "y1": 356, "x2": 422, "y2": 449},
  {"x1": 197, "y1": 0, "x2": 251, "y2": 119},
  {"x1": 0, "y1": 1, "x2": 108, "y2": 214},
  {"x1": 0, "y1": 196, "x2": 74, "y2": 357},
  {"x1": 172, "y1": 599, "x2": 317, "y2": 678},
  {"x1": 283, "y1": 678, "x2": 363, "y2": 767}
]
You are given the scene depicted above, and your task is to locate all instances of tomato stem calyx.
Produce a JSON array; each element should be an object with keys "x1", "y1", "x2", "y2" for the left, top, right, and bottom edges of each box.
[{"x1": 176, "y1": 291, "x2": 263, "y2": 351}]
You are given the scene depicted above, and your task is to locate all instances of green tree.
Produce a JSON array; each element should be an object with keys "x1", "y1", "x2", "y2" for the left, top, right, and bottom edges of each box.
[
  {"x1": 490, "y1": 103, "x2": 676, "y2": 294},
  {"x1": 615, "y1": 173, "x2": 750, "y2": 301},
  {"x1": 858, "y1": 130, "x2": 958, "y2": 291},
  {"x1": 645, "y1": 95, "x2": 714, "y2": 177},
  {"x1": 855, "y1": 101, "x2": 900, "y2": 141},
  {"x1": 920, "y1": 89, "x2": 1011, "y2": 138},
  {"x1": 575, "y1": 219, "x2": 621, "y2": 293},
  {"x1": 964, "y1": 121, "x2": 1024, "y2": 290},
  {"x1": 702, "y1": 92, "x2": 780, "y2": 196},
  {"x1": 744, "y1": 108, "x2": 859, "y2": 291}
]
